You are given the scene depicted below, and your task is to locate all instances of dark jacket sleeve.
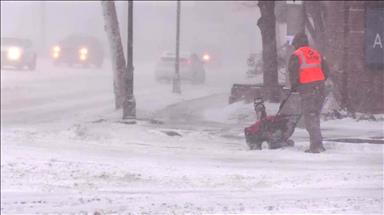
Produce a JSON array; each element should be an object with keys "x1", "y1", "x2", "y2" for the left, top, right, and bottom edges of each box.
[
  {"x1": 288, "y1": 54, "x2": 300, "y2": 90},
  {"x1": 321, "y1": 56, "x2": 330, "y2": 80}
]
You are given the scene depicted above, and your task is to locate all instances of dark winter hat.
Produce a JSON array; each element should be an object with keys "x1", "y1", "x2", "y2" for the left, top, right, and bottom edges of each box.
[{"x1": 291, "y1": 32, "x2": 309, "y2": 49}]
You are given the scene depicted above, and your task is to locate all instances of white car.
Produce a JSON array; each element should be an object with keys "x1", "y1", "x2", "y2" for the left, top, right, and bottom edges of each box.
[
  {"x1": 155, "y1": 51, "x2": 206, "y2": 84},
  {"x1": 246, "y1": 53, "x2": 262, "y2": 78}
]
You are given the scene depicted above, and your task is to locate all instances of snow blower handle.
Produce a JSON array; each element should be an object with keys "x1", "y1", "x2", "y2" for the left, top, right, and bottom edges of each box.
[{"x1": 276, "y1": 89, "x2": 294, "y2": 116}]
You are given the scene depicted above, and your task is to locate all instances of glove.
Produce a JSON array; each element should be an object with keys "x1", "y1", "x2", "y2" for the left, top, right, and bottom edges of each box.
[{"x1": 291, "y1": 84, "x2": 298, "y2": 92}]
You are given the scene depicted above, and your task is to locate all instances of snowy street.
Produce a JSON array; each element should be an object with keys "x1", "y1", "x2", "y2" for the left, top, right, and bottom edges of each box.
[{"x1": 1, "y1": 59, "x2": 383, "y2": 214}]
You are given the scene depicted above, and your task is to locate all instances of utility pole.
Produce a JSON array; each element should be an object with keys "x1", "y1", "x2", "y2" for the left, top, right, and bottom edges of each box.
[
  {"x1": 40, "y1": 1, "x2": 46, "y2": 56},
  {"x1": 124, "y1": 0, "x2": 136, "y2": 119},
  {"x1": 121, "y1": 1, "x2": 128, "y2": 51},
  {"x1": 173, "y1": 0, "x2": 181, "y2": 94},
  {"x1": 341, "y1": 1, "x2": 351, "y2": 113}
]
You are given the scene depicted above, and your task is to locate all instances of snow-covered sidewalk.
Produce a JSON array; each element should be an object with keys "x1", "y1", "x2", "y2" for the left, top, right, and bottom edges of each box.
[
  {"x1": 1, "y1": 115, "x2": 383, "y2": 214},
  {"x1": 1, "y1": 60, "x2": 383, "y2": 214}
]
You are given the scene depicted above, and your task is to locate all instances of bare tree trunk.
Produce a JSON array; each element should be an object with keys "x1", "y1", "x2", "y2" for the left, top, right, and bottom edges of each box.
[
  {"x1": 101, "y1": 1, "x2": 127, "y2": 112},
  {"x1": 257, "y1": 1, "x2": 279, "y2": 102},
  {"x1": 303, "y1": 1, "x2": 326, "y2": 53}
]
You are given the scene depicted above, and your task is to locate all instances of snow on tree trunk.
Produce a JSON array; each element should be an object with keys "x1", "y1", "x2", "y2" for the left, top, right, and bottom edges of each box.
[
  {"x1": 303, "y1": 1, "x2": 326, "y2": 54},
  {"x1": 101, "y1": 1, "x2": 128, "y2": 112},
  {"x1": 257, "y1": 1, "x2": 279, "y2": 103}
]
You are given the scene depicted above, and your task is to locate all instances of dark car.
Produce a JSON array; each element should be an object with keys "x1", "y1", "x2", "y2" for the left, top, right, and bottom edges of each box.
[
  {"x1": 52, "y1": 34, "x2": 104, "y2": 68},
  {"x1": 1, "y1": 37, "x2": 37, "y2": 70}
]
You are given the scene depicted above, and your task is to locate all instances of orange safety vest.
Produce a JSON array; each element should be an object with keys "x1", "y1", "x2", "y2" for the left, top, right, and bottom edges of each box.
[{"x1": 293, "y1": 46, "x2": 325, "y2": 84}]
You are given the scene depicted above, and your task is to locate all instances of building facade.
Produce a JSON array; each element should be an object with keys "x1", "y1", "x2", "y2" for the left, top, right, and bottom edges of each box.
[{"x1": 323, "y1": 1, "x2": 383, "y2": 113}]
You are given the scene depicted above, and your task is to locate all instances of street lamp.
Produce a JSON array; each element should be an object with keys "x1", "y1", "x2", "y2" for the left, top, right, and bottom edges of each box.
[
  {"x1": 124, "y1": 0, "x2": 136, "y2": 119},
  {"x1": 40, "y1": 1, "x2": 47, "y2": 56},
  {"x1": 173, "y1": 0, "x2": 181, "y2": 94}
]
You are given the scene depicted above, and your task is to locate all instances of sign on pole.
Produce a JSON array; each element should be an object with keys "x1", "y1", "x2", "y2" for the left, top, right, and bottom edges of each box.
[{"x1": 365, "y1": 7, "x2": 384, "y2": 69}]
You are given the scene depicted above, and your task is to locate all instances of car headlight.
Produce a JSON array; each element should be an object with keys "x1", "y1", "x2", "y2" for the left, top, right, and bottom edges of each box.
[
  {"x1": 79, "y1": 55, "x2": 87, "y2": 61},
  {"x1": 53, "y1": 46, "x2": 60, "y2": 52},
  {"x1": 202, "y1": 54, "x2": 210, "y2": 62},
  {"x1": 52, "y1": 46, "x2": 60, "y2": 58},
  {"x1": 79, "y1": 47, "x2": 88, "y2": 55},
  {"x1": 7, "y1": 47, "x2": 22, "y2": 60},
  {"x1": 53, "y1": 52, "x2": 60, "y2": 58},
  {"x1": 79, "y1": 47, "x2": 88, "y2": 61}
]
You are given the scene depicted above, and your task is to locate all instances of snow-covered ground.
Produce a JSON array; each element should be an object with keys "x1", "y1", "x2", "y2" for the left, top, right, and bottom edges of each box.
[{"x1": 1, "y1": 59, "x2": 383, "y2": 214}]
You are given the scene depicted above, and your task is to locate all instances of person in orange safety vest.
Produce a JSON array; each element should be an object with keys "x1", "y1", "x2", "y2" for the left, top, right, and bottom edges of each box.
[{"x1": 288, "y1": 32, "x2": 330, "y2": 153}]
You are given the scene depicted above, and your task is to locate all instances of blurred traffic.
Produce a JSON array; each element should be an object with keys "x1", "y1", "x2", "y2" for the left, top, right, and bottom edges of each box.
[
  {"x1": 51, "y1": 34, "x2": 105, "y2": 68},
  {"x1": 1, "y1": 37, "x2": 37, "y2": 70},
  {"x1": 154, "y1": 51, "x2": 207, "y2": 84}
]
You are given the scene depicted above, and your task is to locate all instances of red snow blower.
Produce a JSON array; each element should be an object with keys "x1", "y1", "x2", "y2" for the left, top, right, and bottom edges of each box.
[{"x1": 244, "y1": 91, "x2": 301, "y2": 150}]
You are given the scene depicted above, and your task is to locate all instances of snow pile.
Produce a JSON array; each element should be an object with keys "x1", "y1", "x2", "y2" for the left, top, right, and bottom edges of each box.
[
  {"x1": 203, "y1": 100, "x2": 254, "y2": 124},
  {"x1": 203, "y1": 99, "x2": 282, "y2": 125},
  {"x1": 2, "y1": 117, "x2": 383, "y2": 214},
  {"x1": 137, "y1": 84, "x2": 225, "y2": 119}
]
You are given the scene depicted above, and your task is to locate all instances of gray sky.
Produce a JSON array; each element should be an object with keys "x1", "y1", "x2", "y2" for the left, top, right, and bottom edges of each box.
[{"x1": 1, "y1": 1, "x2": 262, "y2": 63}]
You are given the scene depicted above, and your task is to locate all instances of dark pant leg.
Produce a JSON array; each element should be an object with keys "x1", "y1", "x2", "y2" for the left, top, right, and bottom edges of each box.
[
  {"x1": 300, "y1": 83, "x2": 326, "y2": 149},
  {"x1": 303, "y1": 111, "x2": 322, "y2": 148}
]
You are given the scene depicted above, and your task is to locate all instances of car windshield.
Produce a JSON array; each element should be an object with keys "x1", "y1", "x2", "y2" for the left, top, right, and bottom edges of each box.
[
  {"x1": 160, "y1": 57, "x2": 189, "y2": 65},
  {"x1": 160, "y1": 57, "x2": 188, "y2": 62},
  {"x1": 1, "y1": 38, "x2": 31, "y2": 47},
  {"x1": 60, "y1": 35, "x2": 100, "y2": 47}
]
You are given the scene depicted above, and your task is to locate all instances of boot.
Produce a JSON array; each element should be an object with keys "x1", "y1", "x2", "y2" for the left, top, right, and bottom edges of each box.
[
  {"x1": 305, "y1": 148, "x2": 321, "y2": 153},
  {"x1": 268, "y1": 142, "x2": 282, "y2": 149},
  {"x1": 285, "y1": 139, "x2": 295, "y2": 146},
  {"x1": 305, "y1": 143, "x2": 325, "y2": 153},
  {"x1": 318, "y1": 144, "x2": 326, "y2": 152}
]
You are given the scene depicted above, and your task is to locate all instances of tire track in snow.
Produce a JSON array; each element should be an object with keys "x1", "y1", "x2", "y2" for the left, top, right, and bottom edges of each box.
[
  {"x1": 1, "y1": 188, "x2": 382, "y2": 214},
  {"x1": 151, "y1": 92, "x2": 239, "y2": 130},
  {"x1": 1, "y1": 92, "x2": 114, "y2": 125}
]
